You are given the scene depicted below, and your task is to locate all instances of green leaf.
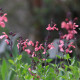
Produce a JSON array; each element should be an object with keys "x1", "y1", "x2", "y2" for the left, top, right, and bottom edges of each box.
[
  {"x1": 70, "y1": 57, "x2": 75, "y2": 66},
  {"x1": 8, "y1": 59, "x2": 14, "y2": 65},
  {"x1": 1, "y1": 59, "x2": 8, "y2": 80},
  {"x1": 8, "y1": 70, "x2": 15, "y2": 80},
  {"x1": 46, "y1": 59, "x2": 52, "y2": 63},
  {"x1": 17, "y1": 55, "x2": 22, "y2": 60},
  {"x1": 33, "y1": 57, "x2": 39, "y2": 62},
  {"x1": 56, "y1": 55, "x2": 62, "y2": 59},
  {"x1": 64, "y1": 54, "x2": 70, "y2": 60},
  {"x1": 59, "y1": 67, "x2": 64, "y2": 71}
]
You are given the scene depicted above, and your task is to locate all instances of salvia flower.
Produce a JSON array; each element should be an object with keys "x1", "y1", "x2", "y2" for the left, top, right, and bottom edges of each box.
[
  {"x1": 46, "y1": 24, "x2": 58, "y2": 31},
  {"x1": 0, "y1": 32, "x2": 8, "y2": 39},
  {"x1": 59, "y1": 40, "x2": 64, "y2": 52},
  {"x1": 5, "y1": 39, "x2": 9, "y2": 45},
  {"x1": 47, "y1": 43, "x2": 55, "y2": 50},
  {"x1": 25, "y1": 49, "x2": 31, "y2": 54},
  {"x1": 0, "y1": 13, "x2": 8, "y2": 28},
  {"x1": 46, "y1": 24, "x2": 52, "y2": 30}
]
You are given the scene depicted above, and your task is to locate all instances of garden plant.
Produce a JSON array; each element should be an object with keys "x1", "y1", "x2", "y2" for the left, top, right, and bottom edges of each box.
[{"x1": 0, "y1": 11, "x2": 80, "y2": 80}]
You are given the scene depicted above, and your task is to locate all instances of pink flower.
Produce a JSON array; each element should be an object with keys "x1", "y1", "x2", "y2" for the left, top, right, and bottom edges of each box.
[
  {"x1": 46, "y1": 24, "x2": 52, "y2": 30},
  {"x1": 46, "y1": 24, "x2": 58, "y2": 31},
  {"x1": 48, "y1": 43, "x2": 55, "y2": 49},
  {"x1": 68, "y1": 42, "x2": 76, "y2": 48},
  {"x1": 51, "y1": 24, "x2": 58, "y2": 31},
  {"x1": 22, "y1": 42, "x2": 27, "y2": 50},
  {"x1": 17, "y1": 43, "x2": 20, "y2": 49},
  {"x1": 68, "y1": 30, "x2": 77, "y2": 34},
  {"x1": 61, "y1": 21, "x2": 79, "y2": 30},
  {"x1": 0, "y1": 32, "x2": 8, "y2": 39},
  {"x1": 38, "y1": 44, "x2": 44, "y2": 50},
  {"x1": 35, "y1": 47, "x2": 39, "y2": 51},
  {"x1": 27, "y1": 40, "x2": 34, "y2": 46},
  {"x1": 35, "y1": 41, "x2": 39, "y2": 47},
  {"x1": 0, "y1": 35, "x2": 5, "y2": 39},
  {"x1": 66, "y1": 34, "x2": 74, "y2": 40},
  {"x1": 61, "y1": 21, "x2": 67, "y2": 28},
  {"x1": 5, "y1": 39, "x2": 9, "y2": 45},
  {"x1": 65, "y1": 42, "x2": 75, "y2": 53},
  {"x1": 66, "y1": 49, "x2": 72, "y2": 53},
  {"x1": 32, "y1": 52, "x2": 36, "y2": 57},
  {"x1": 2, "y1": 32, "x2": 8, "y2": 38},
  {"x1": 25, "y1": 49, "x2": 31, "y2": 54},
  {"x1": 59, "y1": 40, "x2": 64, "y2": 52},
  {"x1": 0, "y1": 13, "x2": 8, "y2": 28},
  {"x1": 28, "y1": 68, "x2": 31, "y2": 72},
  {"x1": 51, "y1": 26, "x2": 58, "y2": 31},
  {"x1": 60, "y1": 48, "x2": 64, "y2": 52},
  {"x1": 43, "y1": 49, "x2": 46, "y2": 54}
]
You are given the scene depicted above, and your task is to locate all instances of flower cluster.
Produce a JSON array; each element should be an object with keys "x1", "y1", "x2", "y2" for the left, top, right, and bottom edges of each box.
[
  {"x1": 0, "y1": 13, "x2": 8, "y2": 28},
  {"x1": 61, "y1": 21, "x2": 79, "y2": 40},
  {"x1": 59, "y1": 20, "x2": 78, "y2": 53},
  {"x1": 46, "y1": 24, "x2": 58, "y2": 31},
  {"x1": 59, "y1": 40, "x2": 75, "y2": 53},
  {"x1": 17, "y1": 38, "x2": 55, "y2": 58}
]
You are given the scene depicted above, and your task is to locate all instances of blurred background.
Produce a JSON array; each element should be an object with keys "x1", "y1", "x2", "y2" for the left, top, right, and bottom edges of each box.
[
  {"x1": 0, "y1": 0, "x2": 80, "y2": 42},
  {"x1": 0, "y1": 0, "x2": 80, "y2": 79}
]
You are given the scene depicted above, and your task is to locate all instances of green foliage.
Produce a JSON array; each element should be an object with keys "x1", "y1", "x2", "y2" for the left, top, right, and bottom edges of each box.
[
  {"x1": 0, "y1": 59, "x2": 15, "y2": 80},
  {"x1": 6, "y1": 54, "x2": 80, "y2": 80},
  {"x1": 1, "y1": 59, "x2": 8, "y2": 80}
]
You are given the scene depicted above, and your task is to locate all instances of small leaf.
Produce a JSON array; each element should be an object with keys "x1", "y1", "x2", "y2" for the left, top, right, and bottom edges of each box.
[
  {"x1": 17, "y1": 55, "x2": 22, "y2": 60},
  {"x1": 8, "y1": 59, "x2": 14, "y2": 64},
  {"x1": 46, "y1": 59, "x2": 52, "y2": 63},
  {"x1": 64, "y1": 54, "x2": 70, "y2": 60},
  {"x1": 56, "y1": 55, "x2": 62, "y2": 59},
  {"x1": 1, "y1": 59, "x2": 8, "y2": 80}
]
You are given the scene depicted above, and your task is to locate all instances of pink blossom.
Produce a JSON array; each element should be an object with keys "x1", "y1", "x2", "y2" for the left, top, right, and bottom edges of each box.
[
  {"x1": 38, "y1": 44, "x2": 44, "y2": 50},
  {"x1": 60, "y1": 48, "x2": 64, "y2": 52},
  {"x1": 61, "y1": 21, "x2": 67, "y2": 28},
  {"x1": 25, "y1": 49, "x2": 31, "y2": 54},
  {"x1": 28, "y1": 68, "x2": 31, "y2": 72},
  {"x1": 32, "y1": 52, "x2": 36, "y2": 57},
  {"x1": 51, "y1": 24, "x2": 58, "y2": 31},
  {"x1": 0, "y1": 13, "x2": 8, "y2": 28},
  {"x1": 66, "y1": 49, "x2": 72, "y2": 53},
  {"x1": 17, "y1": 43, "x2": 20, "y2": 49},
  {"x1": 68, "y1": 42, "x2": 76, "y2": 48},
  {"x1": 27, "y1": 40, "x2": 34, "y2": 46},
  {"x1": 0, "y1": 32, "x2": 8, "y2": 39},
  {"x1": 35, "y1": 41, "x2": 39, "y2": 47},
  {"x1": 43, "y1": 49, "x2": 46, "y2": 54},
  {"x1": 61, "y1": 21, "x2": 79, "y2": 30},
  {"x1": 46, "y1": 24, "x2": 52, "y2": 30},
  {"x1": 5, "y1": 39, "x2": 9, "y2": 45},
  {"x1": 2, "y1": 32, "x2": 8, "y2": 38},
  {"x1": 66, "y1": 34, "x2": 74, "y2": 40},
  {"x1": 51, "y1": 26, "x2": 58, "y2": 31},
  {"x1": 22, "y1": 42, "x2": 27, "y2": 50},
  {"x1": 35, "y1": 47, "x2": 39, "y2": 51},
  {"x1": 48, "y1": 43, "x2": 55, "y2": 49},
  {"x1": 68, "y1": 30, "x2": 77, "y2": 34},
  {"x1": 62, "y1": 34, "x2": 67, "y2": 39},
  {"x1": 0, "y1": 35, "x2": 5, "y2": 39},
  {"x1": 59, "y1": 40, "x2": 64, "y2": 52},
  {"x1": 46, "y1": 24, "x2": 58, "y2": 31}
]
